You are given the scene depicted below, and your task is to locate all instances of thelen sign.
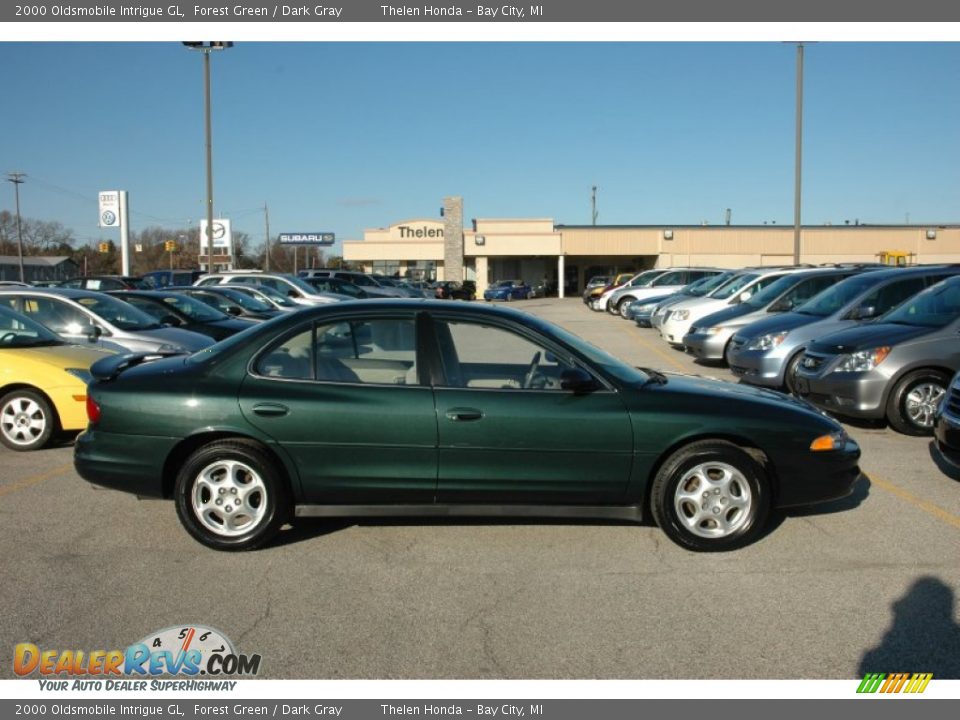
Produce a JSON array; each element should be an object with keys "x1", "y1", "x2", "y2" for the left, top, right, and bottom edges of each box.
[{"x1": 279, "y1": 233, "x2": 335, "y2": 246}]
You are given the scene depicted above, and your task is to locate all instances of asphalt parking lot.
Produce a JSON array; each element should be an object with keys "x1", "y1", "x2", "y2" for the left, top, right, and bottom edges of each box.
[{"x1": 2, "y1": 297, "x2": 959, "y2": 680}]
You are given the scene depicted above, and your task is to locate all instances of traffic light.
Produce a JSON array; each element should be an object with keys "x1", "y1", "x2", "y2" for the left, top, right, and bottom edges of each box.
[
  {"x1": 98, "y1": 242, "x2": 109, "y2": 253},
  {"x1": 165, "y1": 240, "x2": 177, "y2": 252}
]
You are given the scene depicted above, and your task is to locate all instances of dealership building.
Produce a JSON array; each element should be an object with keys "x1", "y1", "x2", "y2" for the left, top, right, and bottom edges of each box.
[{"x1": 342, "y1": 196, "x2": 960, "y2": 297}]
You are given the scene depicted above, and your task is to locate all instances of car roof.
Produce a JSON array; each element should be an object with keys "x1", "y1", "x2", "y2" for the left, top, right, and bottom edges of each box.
[{"x1": 0, "y1": 287, "x2": 111, "y2": 300}]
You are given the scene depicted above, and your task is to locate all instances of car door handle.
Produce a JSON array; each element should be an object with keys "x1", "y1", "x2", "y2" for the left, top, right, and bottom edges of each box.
[
  {"x1": 445, "y1": 407, "x2": 483, "y2": 422},
  {"x1": 252, "y1": 403, "x2": 289, "y2": 417}
]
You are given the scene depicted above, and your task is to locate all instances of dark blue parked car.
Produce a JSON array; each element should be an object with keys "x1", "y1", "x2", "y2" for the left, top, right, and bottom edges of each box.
[{"x1": 484, "y1": 279, "x2": 532, "y2": 302}]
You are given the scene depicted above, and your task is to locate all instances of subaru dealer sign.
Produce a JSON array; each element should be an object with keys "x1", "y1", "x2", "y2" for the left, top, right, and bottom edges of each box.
[{"x1": 279, "y1": 232, "x2": 335, "y2": 246}]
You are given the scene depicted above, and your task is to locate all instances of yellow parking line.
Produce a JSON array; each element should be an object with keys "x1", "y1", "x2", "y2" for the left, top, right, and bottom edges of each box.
[
  {"x1": 0, "y1": 463, "x2": 73, "y2": 498},
  {"x1": 869, "y1": 474, "x2": 960, "y2": 531},
  {"x1": 618, "y1": 321, "x2": 690, "y2": 373}
]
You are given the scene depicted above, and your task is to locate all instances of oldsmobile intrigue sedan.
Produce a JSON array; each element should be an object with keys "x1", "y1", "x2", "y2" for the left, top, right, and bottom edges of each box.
[{"x1": 75, "y1": 300, "x2": 861, "y2": 552}]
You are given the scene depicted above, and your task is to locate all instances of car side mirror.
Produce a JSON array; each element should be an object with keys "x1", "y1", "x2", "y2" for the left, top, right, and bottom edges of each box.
[
  {"x1": 856, "y1": 304, "x2": 877, "y2": 320},
  {"x1": 227, "y1": 306, "x2": 243, "y2": 316},
  {"x1": 560, "y1": 367, "x2": 598, "y2": 394},
  {"x1": 769, "y1": 298, "x2": 794, "y2": 312},
  {"x1": 86, "y1": 324, "x2": 102, "y2": 343},
  {"x1": 161, "y1": 314, "x2": 182, "y2": 327},
  {"x1": 736, "y1": 290, "x2": 752, "y2": 303}
]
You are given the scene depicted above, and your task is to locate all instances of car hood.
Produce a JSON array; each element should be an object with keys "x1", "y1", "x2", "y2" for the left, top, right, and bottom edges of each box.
[
  {"x1": 640, "y1": 372, "x2": 836, "y2": 424},
  {"x1": 735, "y1": 311, "x2": 818, "y2": 340},
  {"x1": 6, "y1": 343, "x2": 114, "y2": 372},
  {"x1": 807, "y1": 322, "x2": 933, "y2": 354},
  {"x1": 632, "y1": 292, "x2": 676, "y2": 307}
]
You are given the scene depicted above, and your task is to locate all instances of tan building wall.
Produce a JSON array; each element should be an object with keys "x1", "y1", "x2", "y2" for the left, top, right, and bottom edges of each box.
[{"x1": 343, "y1": 215, "x2": 960, "y2": 294}]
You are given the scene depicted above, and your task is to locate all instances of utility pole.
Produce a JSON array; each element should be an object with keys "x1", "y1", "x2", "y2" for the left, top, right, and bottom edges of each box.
[
  {"x1": 263, "y1": 202, "x2": 271, "y2": 271},
  {"x1": 591, "y1": 185, "x2": 599, "y2": 226},
  {"x1": 6, "y1": 173, "x2": 26, "y2": 283},
  {"x1": 793, "y1": 42, "x2": 805, "y2": 264}
]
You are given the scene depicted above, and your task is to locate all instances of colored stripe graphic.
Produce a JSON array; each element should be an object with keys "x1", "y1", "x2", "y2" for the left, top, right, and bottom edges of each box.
[{"x1": 858, "y1": 672, "x2": 932, "y2": 694}]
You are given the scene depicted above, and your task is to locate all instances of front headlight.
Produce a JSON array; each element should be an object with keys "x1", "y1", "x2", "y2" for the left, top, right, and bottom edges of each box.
[
  {"x1": 699, "y1": 326, "x2": 722, "y2": 335},
  {"x1": 156, "y1": 343, "x2": 187, "y2": 354},
  {"x1": 832, "y1": 346, "x2": 891, "y2": 373},
  {"x1": 636, "y1": 302, "x2": 657, "y2": 312},
  {"x1": 746, "y1": 331, "x2": 789, "y2": 351},
  {"x1": 64, "y1": 368, "x2": 93, "y2": 384},
  {"x1": 673, "y1": 309, "x2": 690, "y2": 321}
]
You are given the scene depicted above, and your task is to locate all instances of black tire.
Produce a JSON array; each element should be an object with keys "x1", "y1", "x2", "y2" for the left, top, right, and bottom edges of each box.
[
  {"x1": 174, "y1": 439, "x2": 291, "y2": 551},
  {"x1": 0, "y1": 389, "x2": 57, "y2": 451},
  {"x1": 885, "y1": 369, "x2": 950, "y2": 436},
  {"x1": 650, "y1": 440, "x2": 771, "y2": 552},
  {"x1": 783, "y1": 351, "x2": 805, "y2": 395}
]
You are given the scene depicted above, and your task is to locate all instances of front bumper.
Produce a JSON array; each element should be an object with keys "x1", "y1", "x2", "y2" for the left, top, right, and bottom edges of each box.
[
  {"x1": 660, "y1": 318, "x2": 693, "y2": 346},
  {"x1": 727, "y1": 347, "x2": 787, "y2": 388},
  {"x1": 792, "y1": 369, "x2": 889, "y2": 420},
  {"x1": 774, "y1": 438, "x2": 862, "y2": 508},
  {"x1": 933, "y1": 411, "x2": 960, "y2": 469},
  {"x1": 683, "y1": 328, "x2": 735, "y2": 361},
  {"x1": 74, "y1": 429, "x2": 179, "y2": 498}
]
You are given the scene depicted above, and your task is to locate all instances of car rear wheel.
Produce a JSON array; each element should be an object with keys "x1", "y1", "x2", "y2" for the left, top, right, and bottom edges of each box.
[
  {"x1": 885, "y1": 370, "x2": 949, "y2": 436},
  {"x1": 174, "y1": 439, "x2": 291, "y2": 551},
  {"x1": 0, "y1": 389, "x2": 56, "y2": 451},
  {"x1": 651, "y1": 440, "x2": 770, "y2": 551}
]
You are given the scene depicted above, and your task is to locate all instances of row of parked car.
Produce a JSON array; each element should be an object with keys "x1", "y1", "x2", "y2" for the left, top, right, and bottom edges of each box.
[{"x1": 584, "y1": 264, "x2": 960, "y2": 446}]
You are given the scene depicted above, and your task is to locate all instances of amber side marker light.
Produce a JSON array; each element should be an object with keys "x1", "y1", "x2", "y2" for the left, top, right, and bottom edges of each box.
[{"x1": 810, "y1": 432, "x2": 845, "y2": 452}]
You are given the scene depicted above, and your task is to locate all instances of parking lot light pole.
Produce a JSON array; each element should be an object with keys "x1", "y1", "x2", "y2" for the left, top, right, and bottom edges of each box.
[
  {"x1": 793, "y1": 42, "x2": 805, "y2": 265},
  {"x1": 6, "y1": 172, "x2": 26, "y2": 283},
  {"x1": 183, "y1": 42, "x2": 232, "y2": 273}
]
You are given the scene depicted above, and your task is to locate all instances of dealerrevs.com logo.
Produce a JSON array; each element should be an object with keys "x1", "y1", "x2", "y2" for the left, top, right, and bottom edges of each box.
[
  {"x1": 14, "y1": 625, "x2": 261, "y2": 691},
  {"x1": 857, "y1": 673, "x2": 933, "y2": 694}
]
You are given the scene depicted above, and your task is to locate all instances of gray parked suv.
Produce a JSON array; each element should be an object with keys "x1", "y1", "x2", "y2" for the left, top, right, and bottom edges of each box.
[
  {"x1": 793, "y1": 275, "x2": 960, "y2": 435},
  {"x1": 728, "y1": 265, "x2": 960, "y2": 391}
]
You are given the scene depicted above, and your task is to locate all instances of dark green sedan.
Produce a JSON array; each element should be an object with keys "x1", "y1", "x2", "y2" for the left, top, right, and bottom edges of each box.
[{"x1": 75, "y1": 300, "x2": 861, "y2": 552}]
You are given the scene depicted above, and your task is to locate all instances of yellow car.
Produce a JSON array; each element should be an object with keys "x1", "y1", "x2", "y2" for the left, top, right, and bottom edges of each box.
[{"x1": 0, "y1": 305, "x2": 114, "y2": 451}]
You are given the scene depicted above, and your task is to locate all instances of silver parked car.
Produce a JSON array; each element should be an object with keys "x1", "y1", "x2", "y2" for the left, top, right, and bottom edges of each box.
[
  {"x1": 794, "y1": 275, "x2": 960, "y2": 435},
  {"x1": 728, "y1": 265, "x2": 960, "y2": 392},
  {"x1": 0, "y1": 288, "x2": 214, "y2": 354},
  {"x1": 196, "y1": 272, "x2": 350, "y2": 305},
  {"x1": 682, "y1": 267, "x2": 872, "y2": 364}
]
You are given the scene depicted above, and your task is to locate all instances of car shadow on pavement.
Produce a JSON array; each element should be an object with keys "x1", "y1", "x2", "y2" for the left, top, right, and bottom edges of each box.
[
  {"x1": 858, "y1": 575, "x2": 960, "y2": 679},
  {"x1": 927, "y1": 441, "x2": 960, "y2": 481}
]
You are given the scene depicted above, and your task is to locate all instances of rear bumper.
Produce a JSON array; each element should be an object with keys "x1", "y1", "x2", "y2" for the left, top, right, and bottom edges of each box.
[{"x1": 74, "y1": 429, "x2": 179, "y2": 498}]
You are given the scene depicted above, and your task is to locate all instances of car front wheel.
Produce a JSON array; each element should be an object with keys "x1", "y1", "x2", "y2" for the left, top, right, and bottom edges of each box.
[
  {"x1": 0, "y1": 389, "x2": 56, "y2": 451},
  {"x1": 886, "y1": 369, "x2": 949, "y2": 436},
  {"x1": 174, "y1": 439, "x2": 291, "y2": 551},
  {"x1": 651, "y1": 440, "x2": 770, "y2": 551}
]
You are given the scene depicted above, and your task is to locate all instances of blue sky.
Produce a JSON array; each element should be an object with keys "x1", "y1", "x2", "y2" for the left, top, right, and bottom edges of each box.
[{"x1": 2, "y1": 41, "x2": 958, "y2": 254}]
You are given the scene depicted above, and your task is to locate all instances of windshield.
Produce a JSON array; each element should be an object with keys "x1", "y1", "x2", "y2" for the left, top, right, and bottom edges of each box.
[
  {"x1": 545, "y1": 320, "x2": 646, "y2": 386},
  {"x1": 709, "y1": 273, "x2": 758, "y2": 300},
  {"x1": 793, "y1": 273, "x2": 887, "y2": 317},
  {"x1": 880, "y1": 280, "x2": 960, "y2": 328},
  {"x1": 0, "y1": 306, "x2": 65, "y2": 348},
  {"x1": 75, "y1": 294, "x2": 163, "y2": 331},
  {"x1": 744, "y1": 274, "x2": 806, "y2": 308},
  {"x1": 207, "y1": 288, "x2": 273, "y2": 312},
  {"x1": 651, "y1": 271, "x2": 686, "y2": 287},
  {"x1": 685, "y1": 271, "x2": 736, "y2": 297},
  {"x1": 158, "y1": 294, "x2": 228, "y2": 322},
  {"x1": 277, "y1": 274, "x2": 318, "y2": 294},
  {"x1": 628, "y1": 271, "x2": 663, "y2": 288},
  {"x1": 242, "y1": 285, "x2": 298, "y2": 307}
]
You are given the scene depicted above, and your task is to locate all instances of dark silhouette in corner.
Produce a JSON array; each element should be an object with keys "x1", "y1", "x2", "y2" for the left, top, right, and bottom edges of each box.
[{"x1": 859, "y1": 576, "x2": 960, "y2": 679}]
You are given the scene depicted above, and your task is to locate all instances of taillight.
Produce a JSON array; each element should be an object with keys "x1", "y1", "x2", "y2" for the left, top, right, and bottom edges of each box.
[{"x1": 86, "y1": 395, "x2": 101, "y2": 424}]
